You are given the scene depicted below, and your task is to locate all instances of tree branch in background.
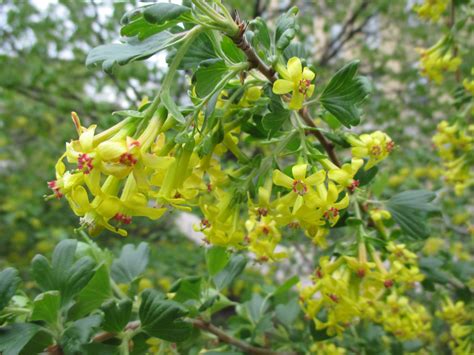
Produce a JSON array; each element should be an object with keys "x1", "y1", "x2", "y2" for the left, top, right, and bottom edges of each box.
[{"x1": 319, "y1": 0, "x2": 374, "y2": 66}]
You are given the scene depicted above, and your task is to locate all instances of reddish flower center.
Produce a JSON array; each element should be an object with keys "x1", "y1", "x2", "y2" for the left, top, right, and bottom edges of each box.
[
  {"x1": 386, "y1": 140, "x2": 395, "y2": 152},
  {"x1": 298, "y1": 79, "x2": 312, "y2": 95},
  {"x1": 329, "y1": 293, "x2": 339, "y2": 303},
  {"x1": 384, "y1": 279, "x2": 394, "y2": 288},
  {"x1": 348, "y1": 179, "x2": 360, "y2": 192},
  {"x1": 77, "y1": 153, "x2": 93, "y2": 174},
  {"x1": 47, "y1": 180, "x2": 63, "y2": 198},
  {"x1": 114, "y1": 213, "x2": 132, "y2": 225},
  {"x1": 200, "y1": 219, "x2": 211, "y2": 230},
  {"x1": 357, "y1": 269, "x2": 366, "y2": 278},
  {"x1": 257, "y1": 207, "x2": 268, "y2": 217},
  {"x1": 370, "y1": 145, "x2": 382, "y2": 156},
  {"x1": 119, "y1": 152, "x2": 137, "y2": 166},
  {"x1": 292, "y1": 180, "x2": 307, "y2": 195},
  {"x1": 324, "y1": 207, "x2": 339, "y2": 220}
]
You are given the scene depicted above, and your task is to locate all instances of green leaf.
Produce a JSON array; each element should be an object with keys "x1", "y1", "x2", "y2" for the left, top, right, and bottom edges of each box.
[
  {"x1": 221, "y1": 36, "x2": 245, "y2": 63},
  {"x1": 161, "y1": 91, "x2": 185, "y2": 123},
  {"x1": 166, "y1": 33, "x2": 218, "y2": 70},
  {"x1": 0, "y1": 268, "x2": 20, "y2": 311},
  {"x1": 143, "y1": 3, "x2": 191, "y2": 25},
  {"x1": 31, "y1": 239, "x2": 96, "y2": 306},
  {"x1": 0, "y1": 323, "x2": 42, "y2": 355},
  {"x1": 30, "y1": 291, "x2": 60, "y2": 325},
  {"x1": 194, "y1": 60, "x2": 229, "y2": 98},
  {"x1": 111, "y1": 242, "x2": 150, "y2": 283},
  {"x1": 206, "y1": 246, "x2": 230, "y2": 276},
  {"x1": 69, "y1": 264, "x2": 112, "y2": 320},
  {"x1": 112, "y1": 110, "x2": 145, "y2": 118},
  {"x1": 170, "y1": 276, "x2": 202, "y2": 303},
  {"x1": 355, "y1": 165, "x2": 378, "y2": 186},
  {"x1": 262, "y1": 110, "x2": 290, "y2": 137},
  {"x1": 272, "y1": 275, "x2": 299, "y2": 297},
  {"x1": 275, "y1": 7, "x2": 298, "y2": 51},
  {"x1": 139, "y1": 289, "x2": 192, "y2": 342},
  {"x1": 61, "y1": 315, "x2": 102, "y2": 355},
  {"x1": 213, "y1": 254, "x2": 247, "y2": 291},
  {"x1": 249, "y1": 17, "x2": 271, "y2": 51},
  {"x1": 86, "y1": 31, "x2": 184, "y2": 74},
  {"x1": 276, "y1": 298, "x2": 300, "y2": 325},
  {"x1": 320, "y1": 60, "x2": 372, "y2": 128},
  {"x1": 386, "y1": 190, "x2": 437, "y2": 239},
  {"x1": 101, "y1": 299, "x2": 133, "y2": 333}
]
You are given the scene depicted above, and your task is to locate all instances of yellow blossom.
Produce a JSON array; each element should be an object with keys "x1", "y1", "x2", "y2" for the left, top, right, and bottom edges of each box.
[{"x1": 272, "y1": 57, "x2": 315, "y2": 110}]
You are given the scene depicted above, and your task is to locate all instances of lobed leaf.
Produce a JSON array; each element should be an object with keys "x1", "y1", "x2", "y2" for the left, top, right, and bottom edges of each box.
[{"x1": 320, "y1": 60, "x2": 372, "y2": 128}]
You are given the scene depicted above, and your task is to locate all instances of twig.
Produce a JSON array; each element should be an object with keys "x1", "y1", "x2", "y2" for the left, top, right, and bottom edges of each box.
[
  {"x1": 230, "y1": 18, "x2": 341, "y2": 167},
  {"x1": 190, "y1": 319, "x2": 296, "y2": 355},
  {"x1": 318, "y1": 0, "x2": 370, "y2": 66}
]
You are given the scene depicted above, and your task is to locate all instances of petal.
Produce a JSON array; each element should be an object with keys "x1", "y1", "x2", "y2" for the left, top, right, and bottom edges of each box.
[
  {"x1": 97, "y1": 141, "x2": 127, "y2": 161},
  {"x1": 352, "y1": 147, "x2": 368, "y2": 158},
  {"x1": 79, "y1": 125, "x2": 96, "y2": 152},
  {"x1": 334, "y1": 193, "x2": 349, "y2": 209},
  {"x1": 302, "y1": 67, "x2": 315, "y2": 80},
  {"x1": 306, "y1": 170, "x2": 326, "y2": 185},
  {"x1": 287, "y1": 57, "x2": 302, "y2": 81},
  {"x1": 273, "y1": 169, "x2": 293, "y2": 189},
  {"x1": 292, "y1": 164, "x2": 308, "y2": 180},
  {"x1": 288, "y1": 92, "x2": 304, "y2": 110},
  {"x1": 272, "y1": 79, "x2": 294, "y2": 95},
  {"x1": 142, "y1": 154, "x2": 175, "y2": 169},
  {"x1": 96, "y1": 196, "x2": 121, "y2": 219},
  {"x1": 327, "y1": 182, "x2": 338, "y2": 203},
  {"x1": 69, "y1": 186, "x2": 90, "y2": 215},
  {"x1": 84, "y1": 168, "x2": 101, "y2": 195},
  {"x1": 293, "y1": 194, "x2": 304, "y2": 214},
  {"x1": 306, "y1": 84, "x2": 315, "y2": 98},
  {"x1": 328, "y1": 168, "x2": 348, "y2": 185},
  {"x1": 351, "y1": 158, "x2": 364, "y2": 172}
]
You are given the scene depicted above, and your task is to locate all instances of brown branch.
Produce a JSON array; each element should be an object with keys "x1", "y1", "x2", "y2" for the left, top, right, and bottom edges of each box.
[
  {"x1": 190, "y1": 319, "x2": 296, "y2": 355},
  {"x1": 319, "y1": 0, "x2": 373, "y2": 66},
  {"x1": 231, "y1": 18, "x2": 341, "y2": 167}
]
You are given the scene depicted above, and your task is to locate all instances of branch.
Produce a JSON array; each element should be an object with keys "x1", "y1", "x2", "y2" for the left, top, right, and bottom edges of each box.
[
  {"x1": 190, "y1": 319, "x2": 296, "y2": 355},
  {"x1": 231, "y1": 20, "x2": 341, "y2": 167},
  {"x1": 318, "y1": 0, "x2": 372, "y2": 66}
]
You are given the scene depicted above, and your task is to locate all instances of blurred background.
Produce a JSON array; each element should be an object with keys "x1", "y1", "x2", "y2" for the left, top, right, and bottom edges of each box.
[{"x1": 0, "y1": 0, "x2": 472, "y2": 288}]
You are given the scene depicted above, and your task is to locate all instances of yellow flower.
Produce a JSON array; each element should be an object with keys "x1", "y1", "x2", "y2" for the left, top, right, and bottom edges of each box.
[
  {"x1": 348, "y1": 131, "x2": 394, "y2": 170},
  {"x1": 272, "y1": 164, "x2": 326, "y2": 214},
  {"x1": 418, "y1": 37, "x2": 461, "y2": 84},
  {"x1": 414, "y1": 0, "x2": 448, "y2": 22},
  {"x1": 325, "y1": 158, "x2": 364, "y2": 191},
  {"x1": 272, "y1": 57, "x2": 315, "y2": 110},
  {"x1": 239, "y1": 86, "x2": 262, "y2": 107}
]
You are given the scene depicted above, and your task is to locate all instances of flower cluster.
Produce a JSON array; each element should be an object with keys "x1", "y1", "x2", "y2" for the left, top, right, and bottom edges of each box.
[
  {"x1": 418, "y1": 36, "x2": 461, "y2": 84},
  {"x1": 437, "y1": 299, "x2": 473, "y2": 354},
  {"x1": 346, "y1": 131, "x2": 394, "y2": 170},
  {"x1": 432, "y1": 120, "x2": 474, "y2": 196},
  {"x1": 46, "y1": 110, "x2": 174, "y2": 236},
  {"x1": 414, "y1": 0, "x2": 448, "y2": 22},
  {"x1": 299, "y1": 242, "x2": 427, "y2": 339}
]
